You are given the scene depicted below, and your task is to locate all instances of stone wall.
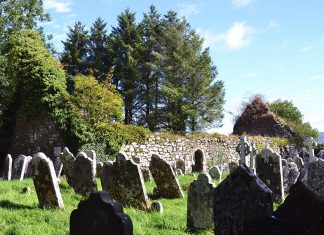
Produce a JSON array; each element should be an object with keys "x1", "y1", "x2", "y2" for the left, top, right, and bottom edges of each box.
[
  {"x1": 8, "y1": 107, "x2": 65, "y2": 159},
  {"x1": 121, "y1": 135, "x2": 282, "y2": 173}
]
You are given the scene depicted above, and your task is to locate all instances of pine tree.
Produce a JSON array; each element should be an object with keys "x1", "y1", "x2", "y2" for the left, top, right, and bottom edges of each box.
[
  {"x1": 110, "y1": 9, "x2": 142, "y2": 125},
  {"x1": 88, "y1": 17, "x2": 112, "y2": 82}
]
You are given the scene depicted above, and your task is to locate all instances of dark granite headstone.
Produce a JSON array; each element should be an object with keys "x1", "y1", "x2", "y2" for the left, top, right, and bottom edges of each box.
[
  {"x1": 243, "y1": 215, "x2": 296, "y2": 235},
  {"x1": 274, "y1": 180, "x2": 324, "y2": 234},
  {"x1": 70, "y1": 191, "x2": 133, "y2": 235},
  {"x1": 214, "y1": 164, "x2": 273, "y2": 235}
]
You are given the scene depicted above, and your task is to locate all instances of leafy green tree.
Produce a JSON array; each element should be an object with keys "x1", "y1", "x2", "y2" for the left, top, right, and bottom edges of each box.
[
  {"x1": 88, "y1": 17, "x2": 112, "y2": 82},
  {"x1": 61, "y1": 21, "x2": 89, "y2": 78},
  {"x1": 110, "y1": 9, "x2": 142, "y2": 125}
]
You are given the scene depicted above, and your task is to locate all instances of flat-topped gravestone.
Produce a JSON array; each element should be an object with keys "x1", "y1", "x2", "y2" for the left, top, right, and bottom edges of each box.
[
  {"x1": 149, "y1": 154, "x2": 184, "y2": 198},
  {"x1": 12, "y1": 154, "x2": 31, "y2": 181},
  {"x1": 282, "y1": 162, "x2": 299, "y2": 194},
  {"x1": 110, "y1": 153, "x2": 151, "y2": 210},
  {"x1": 3, "y1": 154, "x2": 12, "y2": 180},
  {"x1": 100, "y1": 161, "x2": 113, "y2": 193},
  {"x1": 73, "y1": 152, "x2": 97, "y2": 195},
  {"x1": 60, "y1": 147, "x2": 76, "y2": 187},
  {"x1": 304, "y1": 158, "x2": 324, "y2": 199},
  {"x1": 70, "y1": 191, "x2": 133, "y2": 235},
  {"x1": 209, "y1": 166, "x2": 222, "y2": 180},
  {"x1": 31, "y1": 152, "x2": 64, "y2": 209},
  {"x1": 274, "y1": 181, "x2": 324, "y2": 234},
  {"x1": 187, "y1": 173, "x2": 215, "y2": 232},
  {"x1": 214, "y1": 164, "x2": 273, "y2": 235},
  {"x1": 256, "y1": 148, "x2": 284, "y2": 202}
]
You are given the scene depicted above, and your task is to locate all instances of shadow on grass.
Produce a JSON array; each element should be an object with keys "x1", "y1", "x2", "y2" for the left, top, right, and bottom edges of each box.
[{"x1": 0, "y1": 200, "x2": 35, "y2": 210}]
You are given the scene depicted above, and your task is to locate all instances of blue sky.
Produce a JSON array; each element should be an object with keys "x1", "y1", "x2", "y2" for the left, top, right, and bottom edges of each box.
[{"x1": 42, "y1": 0, "x2": 324, "y2": 134}]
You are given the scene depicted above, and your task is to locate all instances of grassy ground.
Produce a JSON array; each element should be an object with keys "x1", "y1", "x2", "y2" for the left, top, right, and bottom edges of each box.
[{"x1": 0, "y1": 174, "x2": 223, "y2": 235}]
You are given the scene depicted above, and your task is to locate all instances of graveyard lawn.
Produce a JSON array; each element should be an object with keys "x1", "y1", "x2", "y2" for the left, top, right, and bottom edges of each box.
[{"x1": 0, "y1": 175, "x2": 222, "y2": 235}]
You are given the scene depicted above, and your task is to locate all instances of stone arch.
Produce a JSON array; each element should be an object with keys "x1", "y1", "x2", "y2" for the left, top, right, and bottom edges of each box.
[{"x1": 192, "y1": 149, "x2": 205, "y2": 172}]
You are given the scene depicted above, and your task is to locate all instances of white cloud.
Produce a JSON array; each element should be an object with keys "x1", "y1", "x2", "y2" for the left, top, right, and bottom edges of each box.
[
  {"x1": 43, "y1": 0, "x2": 72, "y2": 13},
  {"x1": 309, "y1": 75, "x2": 323, "y2": 81},
  {"x1": 232, "y1": 0, "x2": 254, "y2": 8},
  {"x1": 267, "y1": 20, "x2": 280, "y2": 29},
  {"x1": 178, "y1": 4, "x2": 200, "y2": 19}
]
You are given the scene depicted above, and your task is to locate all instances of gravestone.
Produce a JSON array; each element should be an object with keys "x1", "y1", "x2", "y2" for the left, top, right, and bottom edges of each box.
[
  {"x1": 149, "y1": 154, "x2": 184, "y2": 198},
  {"x1": 317, "y1": 149, "x2": 324, "y2": 158},
  {"x1": 282, "y1": 162, "x2": 299, "y2": 194},
  {"x1": 70, "y1": 191, "x2": 133, "y2": 235},
  {"x1": 249, "y1": 141, "x2": 257, "y2": 174},
  {"x1": 24, "y1": 156, "x2": 33, "y2": 178},
  {"x1": 60, "y1": 147, "x2": 76, "y2": 187},
  {"x1": 293, "y1": 155, "x2": 304, "y2": 169},
  {"x1": 100, "y1": 161, "x2": 113, "y2": 193},
  {"x1": 274, "y1": 181, "x2": 324, "y2": 234},
  {"x1": 236, "y1": 136, "x2": 251, "y2": 164},
  {"x1": 214, "y1": 164, "x2": 273, "y2": 235},
  {"x1": 110, "y1": 153, "x2": 151, "y2": 210},
  {"x1": 187, "y1": 173, "x2": 215, "y2": 232},
  {"x1": 151, "y1": 201, "x2": 163, "y2": 214},
  {"x1": 256, "y1": 148, "x2": 284, "y2": 202},
  {"x1": 96, "y1": 162, "x2": 103, "y2": 178},
  {"x1": 229, "y1": 161, "x2": 239, "y2": 173},
  {"x1": 3, "y1": 154, "x2": 12, "y2": 180},
  {"x1": 304, "y1": 158, "x2": 324, "y2": 198},
  {"x1": 73, "y1": 152, "x2": 97, "y2": 195},
  {"x1": 209, "y1": 166, "x2": 222, "y2": 180},
  {"x1": 304, "y1": 137, "x2": 317, "y2": 163},
  {"x1": 31, "y1": 152, "x2": 64, "y2": 209},
  {"x1": 53, "y1": 157, "x2": 63, "y2": 178},
  {"x1": 85, "y1": 150, "x2": 96, "y2": 161},
  {"x1": 12, "y1": 154, "x2": 31, "y2": 181},
  {"x1": 141, "y1": 168, "x2": 152, "y2": 182},
  {"x1": 243, "y1": 215, "x2": 296, "y2": 235}
]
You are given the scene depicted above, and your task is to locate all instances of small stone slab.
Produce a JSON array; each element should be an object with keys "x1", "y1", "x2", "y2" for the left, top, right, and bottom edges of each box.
[
  {"x1": 149, "y1": 154, "x2": 184, "y2": 198},
  {"x1": 110, "y1": 153, "x2": 150, "y2": 210},
  {"x1": 60, "y1": 147, "x2": 76, "y2": 187},
  {"x1": 243, "y1": 215, "x2": 297, "y2": 235},
  {"x1": 100, "y1": 161, "x2": 113, "y2": 193},
  {"x1": 282, "y1": 162, "x2": 299, "y2": 194},
  {"x1": 73, "y1": 152, "x2": 97, "y2": 195},
  {"x1": 214, "y1": 164, "x2": 273, "y2": 235},
  {"x1": 151, "y1": 201, "x2": 163, "y2": 214},
  {"x1": 274, "y1": 180, "x2": 324, "y2": 234},
  {"x1": 256, "y1": 148, "x2": 284, "y2": 202},
  {"x1": 96, "y1": 162, "x2": 103, "y2": 178},
  {"x1": 31, "y1": 152, "x2": 64, "y2": 209},
  {"x1": 187, "y1": 173, "x2": 215, "y2": 232},
  {"x1": 12, "y1": 155, "x2": 31, "y2": 181},
  {"x1": 141, "y1": 168, "x2": 152, "y2": 182},
  {"x1": 209, "y1": 166, "x2": 222, "y2": 180},
  {"x1": 70, "y1": 191, "x2": 133, "y2": 235},
  {"x1": 304, "y1": 158, "x2": 324, "y2": 199},
  {"x1": 3, "y1": 154, "x2": 12, "y2": 180}
]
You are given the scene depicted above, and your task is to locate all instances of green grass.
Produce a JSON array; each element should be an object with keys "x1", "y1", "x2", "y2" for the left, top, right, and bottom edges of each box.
[{"x1": 0, "y1": 174, "x2": 224, "y2": 235}]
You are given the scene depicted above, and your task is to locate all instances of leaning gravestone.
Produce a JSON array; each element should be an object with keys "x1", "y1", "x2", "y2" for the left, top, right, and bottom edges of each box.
[
  {"x1": 3, "y1": 154, "x2": 12, "y2": 180},
  {"x1": 214, "y1": 164, "x2": 273, "y2": 235},
  {"x1": 60, "y1": 147, "x2": 76, "y2": 187},
  {"x1": 149, "y1": 154, "x2": 184, "y2": 198},
  {"x1": 31, "y1": 152, "x2": 64, "y2": 209},
  {"x1": 274, "y1": 180, "x2": 324, "y2": 234},
  {"x1": 12, "y1": 155, "x2": 31, "y2": 181},
  {"x1": 100, "y1": 161, "x2": 113, "y2": 193},
  {"x1": 70, "y1": 191, "x2": 133, "y2": 235},
  {"x1": 73, "y1": 152, "x2": 97, "y2": 195},
  {"x1": 256, "y1": 148, "x2": 284, "y2": 202},
  {"x1": 110, "y1": 153, "x2": 151, "y2": 210},
  {"x1": 209, "y1": 166, "x2": 222, "y2": 180},
  {"x1": 187, "y1": 173, "x2": 215, "y2": 232},
  {"x1": 303, "y1": 158, "x2": 324, "y2": 198},
  {"x1": 282, "y1": 162, "x2": 299, "y2": 194}
]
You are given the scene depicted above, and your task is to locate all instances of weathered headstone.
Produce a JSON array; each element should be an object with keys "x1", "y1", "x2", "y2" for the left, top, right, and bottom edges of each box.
[
  {"x1": 243, "y1": 215, "x2": 296, "y2": 235},
  {"x1": 149, "y1": 154, "x2": 184, "y2": 198},
  {"x1": 24, "y1": 156, "x2": 33, "y2": 178},
  {"x1": 274, "y1": 180, "x2": 324, "y2": 234},
  {"x1": 256, "y1": 148, "x2": 284, "y2": 202},
  {"x1": 100, "y1": 161, "x2": 113, "y2": 193},
  {"x1": 303, "y1": 158, "x2": 324, "y2": 198},
  {"x1": 110, "y1": 153, "x2": 151, "y2": 210},
  {"x1": 151, "y1": 201, "x2": 163, "y2": 214},
  {"x1": 85, "y1": 150, "x2": 96, "y2": 161},
  {"x1": 209, "y1": 166, "x2": 222, "y2": 180},
  {"x1": 293, "y1": 155, "x2": 304, "y2": 169},
  {"x1": 60, "y1": 147, "x2": 76, "y2": 187},
  {"x1": 304, "y1": 137, "x2": 317, "y2": 163},
  {"x1": 53, "y1": 157, "x2": 63, "y2": 178},
  {"x1": 73, "y1": 152, "x2": 97, "y2": 195},
  {"x1": 12, "y1": 155, "x2": 31, "y2": 181},
  {"x1": 236, "y1": 136, "x2": 251, "y2": 164},
  {"x1": 249, "y1": 141, "x2": 257, "y2": 174},
  {"x1": 317, "y1": 149, "x2": 324, "y2": 158},
  {"x1": 229, "y1": 161, "x2": 239, "y2": 173},
  {"x1": 31, "y1": 152, "x2": 64, "y2": 209},
  {"x1": 3, "y1": 154, "x2": 12, "y2": 180},
  {"x1": 70, "y1": 191, "x2": 133, "y2": 235},
  {"x1": 282, "y1": 162, "x2": 299, "y2": 194},
  {"x1": 187, "y1": 173, "x2": 215, "y2": 232},
  {"x1": 214, "y1": 164, "x2": 273, "y2": 235},
  {"x1": 96, "y1": 162, "x2": 103, "y2": 178}
]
